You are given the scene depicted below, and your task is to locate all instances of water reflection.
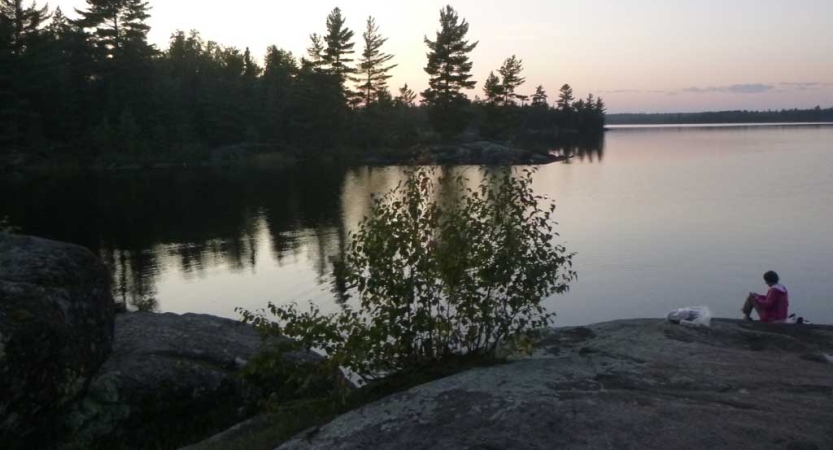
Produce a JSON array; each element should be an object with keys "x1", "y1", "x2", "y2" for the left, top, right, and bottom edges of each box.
[
  {"x1": 4, "y1": 126, "x2": 833, "y2": 326},
  {"x1": 0, "y1": 139, "x2": 605, "y2": 314},
  {"x1": 551, "y1": 134, "x2": 605, "y2": 163}
]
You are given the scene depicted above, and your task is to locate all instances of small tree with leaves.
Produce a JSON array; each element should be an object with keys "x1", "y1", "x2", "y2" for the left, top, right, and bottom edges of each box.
[
  {"x1": 422, "y1": 5, "x2": 478, "y2": 136},
  {"x1": 239, "y1": 167, "x2": 576, "y2": 385}
]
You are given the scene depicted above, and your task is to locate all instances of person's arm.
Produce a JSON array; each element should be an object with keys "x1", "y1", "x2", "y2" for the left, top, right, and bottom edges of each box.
[{"x1": 754, "y1": 288, "x2": 777, "y2": 309}]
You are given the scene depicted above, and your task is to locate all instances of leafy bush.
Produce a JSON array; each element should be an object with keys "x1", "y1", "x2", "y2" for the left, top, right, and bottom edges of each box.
[{"x1": 239, "y1": 167, "x2": 575, "y2": 387}]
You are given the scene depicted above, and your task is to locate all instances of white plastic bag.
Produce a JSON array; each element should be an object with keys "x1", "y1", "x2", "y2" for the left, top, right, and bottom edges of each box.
[{"x1": 667, "y1": 306, "x2": 712, "y2": 327}]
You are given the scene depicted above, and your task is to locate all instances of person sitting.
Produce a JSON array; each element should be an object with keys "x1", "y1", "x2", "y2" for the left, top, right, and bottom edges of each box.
[{"x1": 742, "y1": 271, "x2": 789, "y2": 322}]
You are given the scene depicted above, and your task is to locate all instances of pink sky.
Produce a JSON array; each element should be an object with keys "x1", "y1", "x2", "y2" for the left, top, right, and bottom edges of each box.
[{"x1": 53, "y1": 0, "x2": 833, "y2": 113}]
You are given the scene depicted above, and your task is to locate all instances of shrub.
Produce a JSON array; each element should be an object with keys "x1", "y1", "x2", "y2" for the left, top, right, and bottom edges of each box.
[{"x1": 239, "y1": 167, "x2": 575, "y2": 387}]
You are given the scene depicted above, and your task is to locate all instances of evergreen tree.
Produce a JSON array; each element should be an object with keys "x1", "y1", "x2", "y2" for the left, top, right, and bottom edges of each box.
[
  {"x1": 356, "y1": 16, "x2": 396, "y2": 107},
  {"x1": 531, "y1": 85, "x2": 547, "y2": 107},
  {"x1": 262, "y1": 46, "x2": 297, "y2": 143},
  {"x1": 306, "y1": 33, "x2": 324, "y2": 68},
  {"x1": 395, "y1": 83, "x2": 417, "y2": 107},
  {"x1": 243, "y1": 46, "x2": 262, "y2": 79},
  {"x1": 556, "y1": 84, "x2": 574, "y2": 111},
  {"x1": 498, "y1": 54, "x2": 525, "y2": 105},
  {"x1": 0, "y1": 0, "x2": 50, "y2": 55},
  {"x1": 483, "y1": 71, "x2": 503, "y2": 105},
  {"x1": 422, "y1": 5, "x2": 478, "y2": 136},
  {"x1": 322, "y1": 7, "x2": 355, "y2": 84},
  {"x1": 75, "y1": 0, "x2": 152, "y2": 61},
  {"x1": 595, "y1": 96, "x2": 606, "y2": 114},
  {"x1": 0, "y1": 0, "x2": 51, "y2": 152}
]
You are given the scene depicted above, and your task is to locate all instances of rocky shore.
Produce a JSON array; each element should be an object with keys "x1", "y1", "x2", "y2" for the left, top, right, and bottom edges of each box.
[
  {"x1": 3, "y1": 233, "x2": 832, "y2": 450},
  {"x1": 272, "y1": 319, "x2": 833, "y2": 450},
  {"x1": 0, "y1": 234, "x2": 317, "y2": 450}
]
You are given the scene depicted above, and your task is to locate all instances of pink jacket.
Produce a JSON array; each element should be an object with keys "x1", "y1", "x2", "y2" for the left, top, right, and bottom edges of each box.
[{"x1": 754, "y1": 284, "x2": 789, "y2": 322}]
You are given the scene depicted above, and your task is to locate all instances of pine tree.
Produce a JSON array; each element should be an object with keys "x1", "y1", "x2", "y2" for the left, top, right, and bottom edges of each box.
[
  {"x1": 0, "y1": 0, "x2": 51, "y2": 152},
  {"x1": 0, "y1": 0, "x2": 50, "y2": 56},
  {"x1": 483, "y1": 71, "x2": 503, "y2": 105},
  {"x1": 531, "y1": 85, "x2": 547, "y2": 107},
  {"x1": 595, "y1": 96, "x2": 606, "y2": 114},
  {"x1": 422, "y1": 5, "x2": 478, "y2": 136},
  {"x1": 264, "y1": 46, "x2": 296, "y2": 81},
  {"x1": 243, "y1": 47, "x2": 262, "y2": 79},
  {"x1": 356, "y1": 16, "x2": 396, "y2": 107},
  {"x1": 306, "y1": 33, "x2": 324, "y2": 68},
  {"x1": 322, "y1": 7, "x2": 355, "y2": 83},
  {"x1": 75, "y1": 0, "x2": 152, "y2": 61},
  {"x1": 395, "y1": 83, "x2": 416, "y2": 107},
  {"x1": 498, "y1": 55, "x2": 525, "y2": 105},
  {"x1": 556, "y1": 84, "x2": 574, "y2": 111}
]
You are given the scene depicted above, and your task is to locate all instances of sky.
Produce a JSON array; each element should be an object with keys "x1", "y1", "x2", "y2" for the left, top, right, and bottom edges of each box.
[{"x1": 51, "y1": 0, "x2": 833, "y2": 113}]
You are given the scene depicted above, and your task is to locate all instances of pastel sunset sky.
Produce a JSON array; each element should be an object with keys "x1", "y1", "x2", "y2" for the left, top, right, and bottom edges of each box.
[{"x1": 52, "y1": 0, "x2": 833, "y2": 113}]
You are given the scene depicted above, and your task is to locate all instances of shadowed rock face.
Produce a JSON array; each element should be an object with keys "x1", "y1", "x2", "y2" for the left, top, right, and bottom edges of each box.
[
  {"x1": 277, "y1": 319, "x2": 833, "y2": 450},
  {"x1": 0, "y1": 234, "x2": 114, "y2": 450},
  {"x1": 66, "y1": 312, "x2": 322, "y2": 450}
]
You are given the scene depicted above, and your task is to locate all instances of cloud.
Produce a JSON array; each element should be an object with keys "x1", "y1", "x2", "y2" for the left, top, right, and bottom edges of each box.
[
  {"x1": 779, "y1": 82, "x2": 825, "y2": 87},
  {"x1": 599, "y1": 89, "x2": 642, "y2": 94},
  {"x1": 681, "y1": 84, "x2": 775, "y2": 94},
  {"x1": 778, "y1": 82, "x2": 833, "y2": 91}
]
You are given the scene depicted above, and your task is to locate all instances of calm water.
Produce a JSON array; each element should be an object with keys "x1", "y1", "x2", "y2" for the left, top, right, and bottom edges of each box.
[{"x1": 2, "y1": 124, "x2": 832, "y2": 326}]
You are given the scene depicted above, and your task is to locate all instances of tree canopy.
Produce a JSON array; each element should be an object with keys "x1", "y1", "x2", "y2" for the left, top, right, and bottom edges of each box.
[{"x1": 0, "y1": 2, "x2": 607, "y2": 161}]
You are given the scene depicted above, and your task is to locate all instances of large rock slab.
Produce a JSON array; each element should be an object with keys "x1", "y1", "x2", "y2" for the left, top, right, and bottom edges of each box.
[
  {"x1": 0, "y1": 233, "x2": 114, "y2": 449},
  {"x1": 67, "y1": 312, "x2": 321, "y2": 449},
  {"x1": 277, "y1": 319, "x2": 833, "y2": 450}
]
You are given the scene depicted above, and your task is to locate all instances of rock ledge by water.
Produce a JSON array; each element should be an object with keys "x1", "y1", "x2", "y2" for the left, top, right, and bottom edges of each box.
[{"x1": 275, "y1": 319, "x2": 833, "y2": 450}]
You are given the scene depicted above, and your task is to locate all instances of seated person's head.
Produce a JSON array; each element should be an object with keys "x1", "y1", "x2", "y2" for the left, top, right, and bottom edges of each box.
[{"x1": 763, "y1": 271, "x2": 779, "y2": 286}]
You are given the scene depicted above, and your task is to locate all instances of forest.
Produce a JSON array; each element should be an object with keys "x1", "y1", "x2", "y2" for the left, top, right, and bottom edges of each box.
[
  {"x1": 0, "y1": 1, "x2": 606, "y2": 166},
  {"x1": 607, "y1": 107, "x2": 833, "y2": 125}
]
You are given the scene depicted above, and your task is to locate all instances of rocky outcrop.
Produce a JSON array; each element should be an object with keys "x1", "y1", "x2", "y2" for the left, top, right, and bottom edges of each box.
[
  {"x1": 0, "y1": 233, "x2": 115, "y2": 450},
  {"x1": 66, "y1": 312, "x2": 322, "y2": 449},
  {"x1": 277, "y1": 319, "x2": 833, "y2": 450}
]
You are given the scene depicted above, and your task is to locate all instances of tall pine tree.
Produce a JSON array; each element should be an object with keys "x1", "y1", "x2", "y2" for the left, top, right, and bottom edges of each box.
[
  {"x1": 74, "y1": 0, "x2": 152, "y2": 61},
  {"x1": 498, "y1": 55, "x2": 525, "y2": 105},
  {"x1": 322, "y1": 7, "x2": 355, "y2": 84},
  {"x1": 422, "y1": 5, "x2": 478, "y2": 136},
  {"x1": 356, "y1": 16, "x2": 396, "y2": 107}
]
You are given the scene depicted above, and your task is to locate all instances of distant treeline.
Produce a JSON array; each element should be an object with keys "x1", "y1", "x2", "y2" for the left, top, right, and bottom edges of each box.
[
  {"x1": 607, "y1": 106, "x2": 833, "y2": 125},
  {"x1": 0, "y1": 1, "x2": 604, "y2": 164}
]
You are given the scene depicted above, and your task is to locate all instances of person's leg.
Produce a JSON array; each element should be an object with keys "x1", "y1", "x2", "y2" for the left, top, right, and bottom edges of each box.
[{"x1": 742, "y1": 294, "x2": 756, "y2": 320}]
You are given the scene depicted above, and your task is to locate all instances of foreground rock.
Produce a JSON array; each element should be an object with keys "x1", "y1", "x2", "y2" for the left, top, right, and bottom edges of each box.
[
  {"x1": 278, "y1": 319, "x2": 833, "y2": 450},
  {"x1": 66, "y1": 312, "x2": 321, "y2": 449},
  {"x1": 0, "y1": 234, "x2": 114, "y2": 449}
]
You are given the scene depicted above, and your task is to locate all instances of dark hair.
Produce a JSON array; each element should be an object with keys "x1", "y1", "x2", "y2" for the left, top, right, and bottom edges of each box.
[{"x1": 763, "y1": 271, "x2": 779, "y2": 285}]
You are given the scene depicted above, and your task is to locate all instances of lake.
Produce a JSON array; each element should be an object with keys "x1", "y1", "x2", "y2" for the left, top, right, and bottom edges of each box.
[{"x1": 2, "y1": 123, "x2": 831, "y2": 326}]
